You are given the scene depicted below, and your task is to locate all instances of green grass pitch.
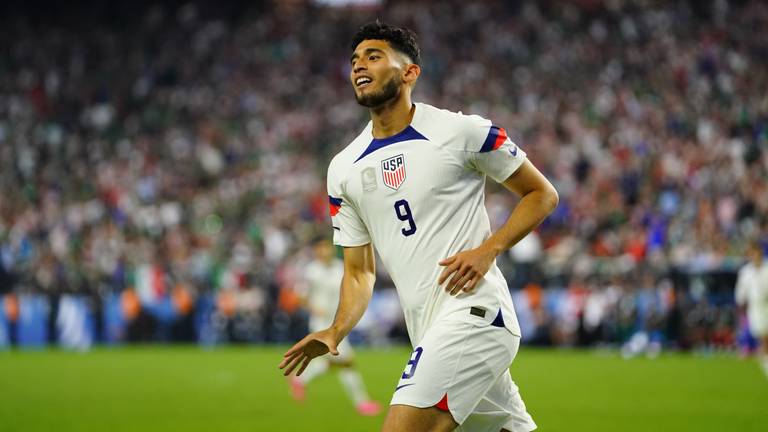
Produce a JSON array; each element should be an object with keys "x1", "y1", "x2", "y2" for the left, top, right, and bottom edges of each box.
[{"x1": 1, "y1": 346, "x2": 766, "y2": 431}]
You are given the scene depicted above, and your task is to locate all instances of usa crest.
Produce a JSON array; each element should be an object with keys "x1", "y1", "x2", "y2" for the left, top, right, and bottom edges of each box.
[{"x1": 381, "y1": 154, "x2": 406, "y2": 190}]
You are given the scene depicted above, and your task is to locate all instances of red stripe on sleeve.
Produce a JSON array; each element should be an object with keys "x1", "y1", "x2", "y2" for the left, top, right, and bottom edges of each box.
[{"x1": 492, "y1": 127, "x2": 508, "y2": 150}]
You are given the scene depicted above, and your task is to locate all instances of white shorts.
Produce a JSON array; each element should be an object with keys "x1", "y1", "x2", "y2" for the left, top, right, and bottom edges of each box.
[
  {"x1": 748, "y1": 311, "x2": 768, "y2": 338},
  {"x1": 390, "y1": 308, "x2": 537, "y2": 432}
]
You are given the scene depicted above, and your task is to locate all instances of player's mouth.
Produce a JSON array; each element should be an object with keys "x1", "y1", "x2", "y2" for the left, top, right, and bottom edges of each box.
[{"x1": 355, "y1": 76, "x2": 373, "y2": 89}]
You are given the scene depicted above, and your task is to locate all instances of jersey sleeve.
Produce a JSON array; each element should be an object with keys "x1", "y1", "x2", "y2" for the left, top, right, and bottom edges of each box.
[
  {"x1": 462, "y1": 114, "x2": 527, "y2": 183},
  {"x1": 327, "y1": 161, "x2": 371, "y2": 247}
]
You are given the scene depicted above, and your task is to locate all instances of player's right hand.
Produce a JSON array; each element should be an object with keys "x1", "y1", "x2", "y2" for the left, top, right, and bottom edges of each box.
[{"x1": 278, "y1": 329, "x2": 340, "y2": 376}]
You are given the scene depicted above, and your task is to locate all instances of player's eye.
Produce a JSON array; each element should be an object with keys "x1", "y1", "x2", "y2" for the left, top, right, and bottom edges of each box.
[{"x1": 369, "y1": 55, "x2": 379, "y2": 61}]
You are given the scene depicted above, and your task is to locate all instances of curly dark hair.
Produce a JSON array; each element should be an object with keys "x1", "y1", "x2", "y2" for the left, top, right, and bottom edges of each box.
[{"x1": 350, "y1": 21, "x2": 421, "y2": 66}]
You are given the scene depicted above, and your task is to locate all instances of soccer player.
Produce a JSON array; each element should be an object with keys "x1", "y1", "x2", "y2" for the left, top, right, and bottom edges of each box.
[
  {"x1": 288, "y1": 237, "x2": 382, "y2": 416},
  {"x1": 280, "y1": 22, "x2": 559, "y2": 431},
  {"x1": 735, "y1": 240, "x2": 768, "y2": 376}
]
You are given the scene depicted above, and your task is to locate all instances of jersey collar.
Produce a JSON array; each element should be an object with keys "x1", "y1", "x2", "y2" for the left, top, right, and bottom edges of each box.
[{"x1": 354, "y1": 104, "x2": 428, "y2": 163}]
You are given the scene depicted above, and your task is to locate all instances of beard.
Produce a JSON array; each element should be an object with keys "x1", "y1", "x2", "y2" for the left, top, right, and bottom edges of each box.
[{"x1": 355, "y1": 75, "x2": 400, "y2": 108}]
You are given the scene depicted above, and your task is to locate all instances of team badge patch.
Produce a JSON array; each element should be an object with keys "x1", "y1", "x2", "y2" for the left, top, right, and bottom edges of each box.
[{"x1": 381, "y1": 154, "x2": 406, "y2": 190}]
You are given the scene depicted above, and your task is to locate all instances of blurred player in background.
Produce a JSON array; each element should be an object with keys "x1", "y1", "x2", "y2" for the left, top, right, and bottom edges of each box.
[
  {"x1": 288, "y1": 237, "x2": 381, "y2": 416},
  {"x1": 735, "y1": 240, "x2": 768, "y2": 377},
  {"x1": 281, "y1": 21, "x2": 558, "y2": 431}
]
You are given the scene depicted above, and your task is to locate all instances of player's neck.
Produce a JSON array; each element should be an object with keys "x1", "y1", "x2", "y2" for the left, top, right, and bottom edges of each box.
[{"x1": 369, "y1": 93, "x2": 415, "y2": 139}]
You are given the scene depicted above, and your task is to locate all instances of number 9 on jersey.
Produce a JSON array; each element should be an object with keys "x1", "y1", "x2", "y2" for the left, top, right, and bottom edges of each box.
[{"x1": 394, "y1": 199, "x2": 417, "y2": 236}]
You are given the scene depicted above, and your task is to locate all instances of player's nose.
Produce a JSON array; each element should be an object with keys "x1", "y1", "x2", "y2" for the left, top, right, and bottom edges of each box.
[{"x1": 352, "y1": 62, "x2": 367, "y2": 74}]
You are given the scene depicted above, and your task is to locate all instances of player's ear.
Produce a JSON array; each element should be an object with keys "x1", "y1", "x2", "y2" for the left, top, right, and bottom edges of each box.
[{"x1": 402, "y1": 63, "x2": 420, "y2": 86}]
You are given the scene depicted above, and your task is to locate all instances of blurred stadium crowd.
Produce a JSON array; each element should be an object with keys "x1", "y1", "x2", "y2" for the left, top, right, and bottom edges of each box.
[{"x1": 1, "y1": 0, "x2": 767, "y2": 352}]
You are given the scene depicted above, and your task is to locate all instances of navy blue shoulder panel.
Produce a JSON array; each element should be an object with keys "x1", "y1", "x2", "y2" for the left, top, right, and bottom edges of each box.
[{"x1": 354, "y1": 126, "x2": 428, "y2": 163}]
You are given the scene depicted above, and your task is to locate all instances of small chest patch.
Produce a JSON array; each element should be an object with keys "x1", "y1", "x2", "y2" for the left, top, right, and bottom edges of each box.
[{"x1": 361, "y1": 167, "x2": 377, "y2": 192}]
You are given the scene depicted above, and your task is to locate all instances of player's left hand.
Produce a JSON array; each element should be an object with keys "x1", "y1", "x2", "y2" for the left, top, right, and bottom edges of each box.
[
  {"x1": 279, "y1": 329, "x2": 339, "y2": 376},
  {"x1": 438, "y1": 245, "x2": 496, "y2": 295}
]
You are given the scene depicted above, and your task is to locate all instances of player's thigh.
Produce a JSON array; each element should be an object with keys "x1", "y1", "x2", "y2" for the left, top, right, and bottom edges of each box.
[
  {"x1": 382, "y1": 404, "x2": 457, "y2": 432},
  {"x1": 760, "y1": 335, "x2": 768, "y2": 351}
]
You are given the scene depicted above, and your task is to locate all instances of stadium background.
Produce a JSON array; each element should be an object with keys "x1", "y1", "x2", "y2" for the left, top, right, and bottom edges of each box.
[{"x1": 1, "y1": 0, "x2": 767, "y2": 430}]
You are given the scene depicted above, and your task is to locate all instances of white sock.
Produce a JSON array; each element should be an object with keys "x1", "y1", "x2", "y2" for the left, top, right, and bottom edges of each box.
[
  {"x1": 299, "y1": 358, "x2": 329, "y2": 385},
  {"x1": 338, "y1": 369, "x2": 370, "y2": 405}
]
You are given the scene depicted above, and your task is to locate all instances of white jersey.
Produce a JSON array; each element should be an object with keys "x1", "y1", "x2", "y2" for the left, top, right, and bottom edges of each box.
[
  {"x1": 304, "y1": 258, "x2": 345, "y2": 331},
  {"x1": 735, "y1": 261, "x2": 768, "y2": 335},
  {"x1": 327, "y1": 102, "x2": 526, "y2": 345}
]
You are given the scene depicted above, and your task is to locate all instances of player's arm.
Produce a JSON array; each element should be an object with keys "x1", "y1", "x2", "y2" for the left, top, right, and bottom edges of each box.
[
  {"x1": 331, "y1": 243, "x2": 376, "y2": 339},
  {"x1": 279, "y1": 243, "x2": 375, "y2": 376},
  {"x1": 439, "y1": 159, "x2": 558, "y2": 295}
]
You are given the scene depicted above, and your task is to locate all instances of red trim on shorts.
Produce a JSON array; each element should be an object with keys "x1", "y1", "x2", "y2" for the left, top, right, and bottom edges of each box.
[{"x1": 434, "y1": 393, "x2": 449, "y2": 411}]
